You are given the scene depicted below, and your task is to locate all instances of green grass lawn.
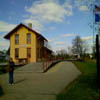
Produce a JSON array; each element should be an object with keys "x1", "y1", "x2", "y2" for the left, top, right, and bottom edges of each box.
[{"x1": 57, "y1": 61, "x2": 100, "y2": 100}]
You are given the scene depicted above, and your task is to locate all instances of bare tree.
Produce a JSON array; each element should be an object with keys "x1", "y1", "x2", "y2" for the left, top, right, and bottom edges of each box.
[
  {"x1": 67, "y1": 46, "x2": 72, "y2": 55},
  {"x1": 82, "y1": 41, "x2": 89, "y2": 55},
  {"x1": 72, "y1": 36, "x2": 83, "y2": 55},
  {"x1": 56, "y1": 49, "x2": 69, "y2": 59},
  {"x1": 72, "y1": 36, "x2": 89, "y2": 56}
]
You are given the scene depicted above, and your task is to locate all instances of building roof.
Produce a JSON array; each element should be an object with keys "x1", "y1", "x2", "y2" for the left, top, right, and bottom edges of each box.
[
  {"x1": 4, "y1": 23, "x2": 48, "y2": 41},
  {"x1": 44, "y1": 47, "x2": 53, "y2": 53}
]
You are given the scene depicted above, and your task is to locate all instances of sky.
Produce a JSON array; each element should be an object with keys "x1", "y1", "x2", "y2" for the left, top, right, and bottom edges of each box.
[{"x1": 0, "y1": 0, "x2": 98, "y2": 52}]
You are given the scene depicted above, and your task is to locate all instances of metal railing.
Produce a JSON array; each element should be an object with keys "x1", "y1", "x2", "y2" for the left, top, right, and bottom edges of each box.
[{"x1": 42, "y1": 57, "x2": 64, "y2": 72}]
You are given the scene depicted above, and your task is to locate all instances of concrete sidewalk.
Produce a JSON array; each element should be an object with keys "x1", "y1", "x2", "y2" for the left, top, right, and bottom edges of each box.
[{"x1": 0, "y1": 61, "x2": 81, "y2": 100}]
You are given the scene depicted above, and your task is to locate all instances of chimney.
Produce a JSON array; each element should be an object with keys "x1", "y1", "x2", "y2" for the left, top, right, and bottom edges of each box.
[{"x1": 28, "y1": 23, "x2": 32, "y2": 29}]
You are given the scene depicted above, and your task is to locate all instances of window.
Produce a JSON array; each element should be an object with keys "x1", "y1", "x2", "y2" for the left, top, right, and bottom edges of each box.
[
  {"x1": 15, "y1": 48, "x2": 19, "y2": 59},
  {"x1": 27, "y1": 33, "x2": 31, "y2": 44},
  {"x1": 27, "y1": 48, "x2": 31, "y2": 58},
  {"x1": 15, "y1": 34, "x2": 19, "y2": 44}
]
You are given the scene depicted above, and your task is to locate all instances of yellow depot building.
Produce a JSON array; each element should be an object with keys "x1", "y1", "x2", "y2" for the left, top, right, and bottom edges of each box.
[{"x1": 4, "y1": 23, "x2": 52, "y2": 64}]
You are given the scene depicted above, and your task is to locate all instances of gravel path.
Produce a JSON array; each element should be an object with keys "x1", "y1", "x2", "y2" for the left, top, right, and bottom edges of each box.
[{"x1": 0, "y1": 61, "x2": 81, "y2": 100}]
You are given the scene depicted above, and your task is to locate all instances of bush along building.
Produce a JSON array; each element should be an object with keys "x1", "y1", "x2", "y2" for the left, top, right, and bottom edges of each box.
[{"x1": 4, "y1": 23, "x2": 52, "y2": 64}]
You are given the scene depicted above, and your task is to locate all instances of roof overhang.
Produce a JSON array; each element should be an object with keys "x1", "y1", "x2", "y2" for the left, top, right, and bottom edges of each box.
[{"x1": 4, "y1": 23, "x2": 48, "y2": 41}]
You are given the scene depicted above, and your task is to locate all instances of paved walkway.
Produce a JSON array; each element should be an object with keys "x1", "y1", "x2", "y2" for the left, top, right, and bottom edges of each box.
[
  {"x1": 0, "y1": 61, "x2": 81, "y2": 100},
  {"x1": 16, "y1": 62, "x2": 43, "y2": 72}
]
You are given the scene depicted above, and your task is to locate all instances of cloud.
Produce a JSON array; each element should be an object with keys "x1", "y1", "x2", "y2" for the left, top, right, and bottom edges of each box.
[
  {"x1": 54, "y1": 41, "x2": 67, "y2": 45},
  {"x1": 61, "y1": 33, "x2": 76, "y2": 37},
  {"x1": 49, "y1": 26, "x2": 56, "y2": 30},
  {"x1": 0, "y1": 21, "x2": 16, "y2": 50},
  {"x1": 24, "y1": 0, "x2": 73, "y2": 32},
  {"x1": 52, "y1": 41, "x2": 69, "y2": 52},
  {"x1": 48, "y1": 40, "x2": 68, "y2": 52},
  {"x1": 25, "y1": 1, "x2": 73, "y2": 23},
  {"x1": 82, "y1": 36, "x2": 93, "y2": 41},
  {"x1": 53, "y1": 46, "x2": 67, "y2": 52},
  {"x1": 0, "y1": 34, "x2": 9, "y2": 50},
  {"x1": 48, "y1": 33, "x2": 76, "y2": 44},
  {"x1": 79, "y1": 6, "x2": 89, "y2": 11},
  {"x1": 0, "y1": 40, "x2": 9, "y2": 50},
  {"x1": 0, "y1": 41, "x2": 9, "y2": 47},
  {"x1": 0, "y1": 21, "x2": 16, "y2": 32},
  {"x1": 24, "y1": 19, "x2": 43, "y2": 32},
  {"x1": 48, "y1": 37, "x2": 59, "y2": 43},
  {"x1": 74, "y1": 0, "x2": 93, "y2": 11}
]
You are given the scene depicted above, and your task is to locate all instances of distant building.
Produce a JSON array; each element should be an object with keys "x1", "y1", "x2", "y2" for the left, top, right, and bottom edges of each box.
[{"x1": 4, "y1": 23, "x2": 52, "y2": 64}]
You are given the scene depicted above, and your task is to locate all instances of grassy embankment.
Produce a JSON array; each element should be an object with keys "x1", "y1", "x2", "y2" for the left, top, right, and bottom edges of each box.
[{"x1": 57, "y1": 61, "x2": 100, "y2": 100}]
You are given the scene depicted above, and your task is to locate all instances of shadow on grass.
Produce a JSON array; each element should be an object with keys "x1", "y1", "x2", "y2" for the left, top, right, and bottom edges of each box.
[
  {"x1": 57, "y1": 61, "x2": 100, "y2": 100},
  {"x1": 57, "y1": 75, "x2": 100, "y2": 100},
  {"x1": 0, "y1": 86, "x2": 3, "y2": 97}
]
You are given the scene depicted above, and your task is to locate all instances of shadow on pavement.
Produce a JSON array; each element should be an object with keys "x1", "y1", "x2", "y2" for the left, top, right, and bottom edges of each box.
[{"x1": 14, "y1": 78, "x2": 27, "y2": 84}]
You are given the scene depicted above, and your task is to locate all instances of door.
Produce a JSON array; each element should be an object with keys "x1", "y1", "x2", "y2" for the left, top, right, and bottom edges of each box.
[{"x1": 27, "y1": 48, "x2": 31, "y2": 63}]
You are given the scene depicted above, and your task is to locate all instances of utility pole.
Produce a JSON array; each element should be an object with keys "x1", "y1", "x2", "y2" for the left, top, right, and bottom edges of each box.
[
  {"x1": 93, "y1": 0, "x2": 100, "y2": 88},
  {"x1": 96, "y1": 21, "x2": 100, "y2": 88}
]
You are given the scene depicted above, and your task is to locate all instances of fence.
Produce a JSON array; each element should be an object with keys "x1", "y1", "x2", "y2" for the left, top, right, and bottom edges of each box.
[{"x1": 42, "y1": 57, "x2": 63, "y2": 72}]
